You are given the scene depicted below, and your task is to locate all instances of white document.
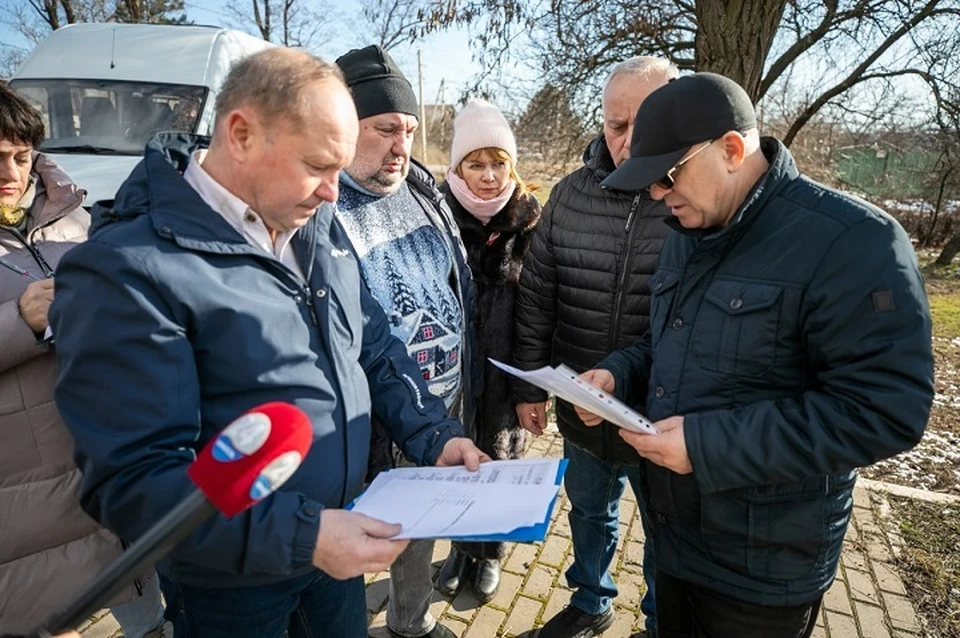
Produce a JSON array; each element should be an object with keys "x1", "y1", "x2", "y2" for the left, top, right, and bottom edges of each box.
[
  {"x1": 351, "y1": 459, "x2": 562, "y2": 540},
  {"x1": 490, "y1": 358, "x2": 659, "y2": 435}
]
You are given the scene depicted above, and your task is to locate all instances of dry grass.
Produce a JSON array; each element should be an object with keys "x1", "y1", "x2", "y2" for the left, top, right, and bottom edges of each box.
[
  {"x1": 860, "y1": 273, "x2": 960, "y2": 494},
  {"x1": 888, "y1": 496, "x2": 960, "y2": 638}
]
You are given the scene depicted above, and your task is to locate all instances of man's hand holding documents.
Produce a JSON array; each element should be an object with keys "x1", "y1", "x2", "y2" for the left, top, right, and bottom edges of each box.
[
  {"x1": 489, "y1": 359, "x2": 659, "y2": 435},
  {"x1": 350, "y1": 459, "x2": 566, "y2": 541}
]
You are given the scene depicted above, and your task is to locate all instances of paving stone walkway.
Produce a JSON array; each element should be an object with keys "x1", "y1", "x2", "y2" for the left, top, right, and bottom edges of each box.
[{"x1": 81, "y1": 424, "x2": 926, "y2": 637}]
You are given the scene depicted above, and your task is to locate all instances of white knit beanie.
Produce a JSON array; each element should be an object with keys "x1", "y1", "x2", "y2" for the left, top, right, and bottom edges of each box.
[{"x1": 450, "y1": 99, "x2": 518, "y2": 169}]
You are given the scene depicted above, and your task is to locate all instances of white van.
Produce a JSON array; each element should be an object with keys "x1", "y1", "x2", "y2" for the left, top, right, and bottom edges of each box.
[{"x1": 9, "y1": 23, "x2": 273, "y2": 205}]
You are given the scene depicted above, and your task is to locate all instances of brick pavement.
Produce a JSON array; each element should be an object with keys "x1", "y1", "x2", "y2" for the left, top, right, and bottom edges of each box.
[{"x1": 81, "y1": 425, "x2": 926, "y2": 638}]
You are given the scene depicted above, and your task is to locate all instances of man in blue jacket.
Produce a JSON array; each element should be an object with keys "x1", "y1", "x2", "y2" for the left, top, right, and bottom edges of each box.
[
  {"x1": 49, "y1": 48, "x2": 487, "y2": 638},
  {"x1": 578, "y1": 73, "x2": 934, "y2": 637}
]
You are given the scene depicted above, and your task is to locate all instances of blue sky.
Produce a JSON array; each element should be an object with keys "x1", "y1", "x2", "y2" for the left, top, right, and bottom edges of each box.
[{"x1": 0, "y1": 0, "x2": 485, "y2": 107}]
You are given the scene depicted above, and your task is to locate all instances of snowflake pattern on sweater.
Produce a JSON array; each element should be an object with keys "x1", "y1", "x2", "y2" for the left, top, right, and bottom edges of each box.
[{"x1": 337, "y1": 181, "x2": 463, "y2": 408}]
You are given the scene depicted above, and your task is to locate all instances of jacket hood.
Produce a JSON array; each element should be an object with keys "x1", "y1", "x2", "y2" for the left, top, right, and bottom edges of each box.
[
  {"x1": 582, "y1": 134, "x2": 617, "y2": 179},
  {"x1": 88, "y1": 132, "x2": 244, "y2": 245},
  {"x1": 30, "y1": 152, "x2": 85, "y2": 225}
]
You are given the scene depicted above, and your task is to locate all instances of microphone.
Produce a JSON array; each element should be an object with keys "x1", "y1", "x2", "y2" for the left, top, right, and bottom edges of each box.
[{"x1": 24, "y1": 402, "x2": 313, "y2": 638}]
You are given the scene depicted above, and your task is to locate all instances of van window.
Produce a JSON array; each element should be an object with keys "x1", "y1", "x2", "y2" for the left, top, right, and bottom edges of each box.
[{"x1": 11, "y1": 80, "x2": 207, "y2": 156}]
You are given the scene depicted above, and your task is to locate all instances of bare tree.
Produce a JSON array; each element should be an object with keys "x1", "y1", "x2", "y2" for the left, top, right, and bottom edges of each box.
[
  {"x1": 0, "y1": 45, "x2": 28, "y2": 79},
  {"x1": 515, "y1": 83, "x2": 589, "y2": 179},
  {"x1": 361, "y1": 0, "x2": 428, "y2": 51},
  {"x1": 408, "y1": 0, "x2": 960, "y2": 148},
  {"x1": 114, "y1": 0, "x2": 187, "y2": 24},
  {"x1": 2, "y1": 0, "x2": 189, "y2": 57},
  {"x1": 3, "y1": 0, "x2": 106, "y2": 47},
  {"x1": 224, "y1": 0, "x2": 334, "y2": 50},
  {"x1": 928, "y1": 66, "x2": 960, "y2": 263}
]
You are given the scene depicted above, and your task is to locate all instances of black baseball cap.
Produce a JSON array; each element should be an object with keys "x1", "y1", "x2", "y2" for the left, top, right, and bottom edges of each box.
[{"x1": 602, "y1": 72, "x2": 757, "y2": 191}]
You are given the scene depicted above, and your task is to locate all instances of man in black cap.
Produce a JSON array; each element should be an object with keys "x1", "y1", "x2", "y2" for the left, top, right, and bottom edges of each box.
[
  {"x1": 575, "y1": 72, "x2": 934, "y2": 637},
  {"x1": 334, "y1": 45, "x2": 477, "y2": 638}
]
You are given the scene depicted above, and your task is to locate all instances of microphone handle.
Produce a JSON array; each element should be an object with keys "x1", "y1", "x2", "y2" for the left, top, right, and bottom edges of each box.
[{"x1": 33, "y1": 489, "x2": 216, "y2": 637}]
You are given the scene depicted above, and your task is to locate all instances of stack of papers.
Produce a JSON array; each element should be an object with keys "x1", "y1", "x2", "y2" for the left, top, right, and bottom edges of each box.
[
  {"x1": 489, "y1": 359, "x2": 659, "y2": 435},
  {"x1": 350, "y1": 458, "x2": 567, "y2": 541}
]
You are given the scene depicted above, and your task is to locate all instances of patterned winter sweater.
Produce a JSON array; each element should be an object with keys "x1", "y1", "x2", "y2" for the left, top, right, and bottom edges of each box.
[{"x1": 336, "y1": 178, "x2": 463, "y2": 408}]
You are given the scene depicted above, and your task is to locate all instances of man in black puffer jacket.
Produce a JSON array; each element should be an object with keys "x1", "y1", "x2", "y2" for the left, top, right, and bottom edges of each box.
[{"x1": 512, "y1": 57, "x2": 676, "y2": 638}]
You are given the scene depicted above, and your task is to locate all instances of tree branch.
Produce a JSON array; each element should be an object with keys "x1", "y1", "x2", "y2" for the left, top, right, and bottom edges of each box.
[{"x1": 782, "y1": 1, "x2": 959, "y2": 145}]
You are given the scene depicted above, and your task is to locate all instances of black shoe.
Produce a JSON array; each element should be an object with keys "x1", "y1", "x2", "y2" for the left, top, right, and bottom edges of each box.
[
  {"x1": 435, "y1": 546, "x2": 473, "y2": 598},
  {"x1": 538, "y1": 605, "x2": 615, "y2": 638},
  {"x1": 388, "y1": 622, "x2": 456, "y2": 638},
  {"x1": 473, "y1": 558, "x2": 501, "y2": 603}
]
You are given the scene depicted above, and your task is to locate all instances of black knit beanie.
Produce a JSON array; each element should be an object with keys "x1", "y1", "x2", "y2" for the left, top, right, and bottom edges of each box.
[{"x1": 335, "y1": 45, "x2": 419, "y2": 120}]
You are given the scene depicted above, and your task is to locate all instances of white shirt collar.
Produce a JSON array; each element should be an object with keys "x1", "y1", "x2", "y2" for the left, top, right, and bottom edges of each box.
[{"x1": 183, "y1": 150, "x2": 304, "y2": 280}]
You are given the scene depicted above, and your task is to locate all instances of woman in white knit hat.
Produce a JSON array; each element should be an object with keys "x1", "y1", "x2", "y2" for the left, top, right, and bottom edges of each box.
[{"x1": 435, "y1": 99, "x2": 542, "y2": 604}]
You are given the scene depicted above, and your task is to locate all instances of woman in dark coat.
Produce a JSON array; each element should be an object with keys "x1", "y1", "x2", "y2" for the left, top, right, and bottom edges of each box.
[{"x1": 435, "y1": 99, "x2": 542, "y2": 604}]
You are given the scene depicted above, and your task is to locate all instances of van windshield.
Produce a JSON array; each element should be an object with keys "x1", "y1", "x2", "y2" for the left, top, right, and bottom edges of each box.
[{"x1": 10, "y1": 79, "x2": 207, "y2": 156}]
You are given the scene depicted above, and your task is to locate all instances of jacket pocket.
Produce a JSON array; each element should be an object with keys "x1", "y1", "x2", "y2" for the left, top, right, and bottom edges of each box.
[
  {"x1": 699, "y1": 489, "x2": 750, "y2": 573},
  {"x1": 694, "y1": 280, "x2": 783, "y2": 376},
  {"x1": 700, "y1": 478, "x2": 827, "y2": 581},
  {"x1": 745, "y1": 478, "x2": 827, "y2": 580},
  {"x1": 648, "y1": 269, "x2": 681, "y2": 348}
]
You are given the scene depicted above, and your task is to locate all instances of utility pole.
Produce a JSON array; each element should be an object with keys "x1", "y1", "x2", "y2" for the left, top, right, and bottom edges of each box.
[{"x1": 417, "y1": 49, "x2": 427, "y2": 162}]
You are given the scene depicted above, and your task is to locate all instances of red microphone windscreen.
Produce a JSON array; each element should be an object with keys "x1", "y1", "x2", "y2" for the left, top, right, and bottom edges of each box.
[{"x1": 187, "y1": 402, "x2": 313, "y2": 517}]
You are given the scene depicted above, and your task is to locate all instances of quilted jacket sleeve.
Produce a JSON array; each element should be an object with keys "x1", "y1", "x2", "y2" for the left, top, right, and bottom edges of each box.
[{"x1": 511, "y1": 184, "x2": 561, "y2": 404}]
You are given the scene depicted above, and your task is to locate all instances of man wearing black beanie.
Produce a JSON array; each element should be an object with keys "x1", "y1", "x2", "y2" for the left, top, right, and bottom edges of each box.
[{"x1": 334, "y1": 45, "x2": 478, "y2": 638}]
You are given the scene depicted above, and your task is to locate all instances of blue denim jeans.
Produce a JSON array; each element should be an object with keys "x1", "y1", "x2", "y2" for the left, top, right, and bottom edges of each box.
[
  {"x1": 109, "y1": 573, "x2": 165, "y2": 637},
  {"x1": 159, "y1": 569, "x2": 366, "y2": 638},
  {"x1": 563, "y1": 440, "x2": 657, "y2": 636}
]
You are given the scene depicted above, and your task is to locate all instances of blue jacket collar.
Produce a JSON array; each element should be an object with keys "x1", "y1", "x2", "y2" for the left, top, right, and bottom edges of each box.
[{"x1": 91, "y1": 132, "x2": 321, "y2": 261}]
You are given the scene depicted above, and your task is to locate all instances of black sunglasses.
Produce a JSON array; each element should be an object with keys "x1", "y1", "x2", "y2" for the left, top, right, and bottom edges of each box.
[{"x1": 649, "y1": 140, "x2": 714, "y2": 191}]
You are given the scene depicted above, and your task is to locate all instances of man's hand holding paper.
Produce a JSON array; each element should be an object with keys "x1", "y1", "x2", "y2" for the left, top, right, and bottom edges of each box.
[
  {"x1": 314, "y1": 437, "x2": 489, "y2": 577},
  {"x1": 573, "y1": 369, "x2": 616, "y2": 426},
  {"x1": 436, "y1": 437, "x2": 492, "y2": 470},
  {"x1": 312, "y1": 510, "x2": 410, "y2": 580},
  {"x1": 620, "y1": 416, "x2": 692, "y2": 474},
  {"x1": 576, "y1": 369, "x2": 692, "y2": 474},
  {"x1": 489, "y1": 359, "x2": 658, "y2": 435}
]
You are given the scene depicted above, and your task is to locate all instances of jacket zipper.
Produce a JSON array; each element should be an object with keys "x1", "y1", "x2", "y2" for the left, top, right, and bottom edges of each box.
[
  {"x1": 603, "y1": 193, "x2": 642, "y2": 457},
  {"x1": 16, "y1": 192, "x2": 84, "y2": 277},
  {"x1": 1, "y1": 226, "x2": 55, "y2": 277},
  {"x1": 608, "y1": 194, "x2": 642, "y2": 352},
  {"x1": 303, "y1": 285, "x2": 319, "y2": 326}
]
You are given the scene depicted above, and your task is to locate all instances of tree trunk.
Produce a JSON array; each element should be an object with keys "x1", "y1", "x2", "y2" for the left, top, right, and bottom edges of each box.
[
  {"x1": 59, "y1": 0, "x2": 76, "y2": 25},
  {"x1": 923, "y1": 166, "x2": 952, "y2": 247},
  {"x1": 253, "y1": 0, "x2": 272, "y2": 41},
  {"x1": 935, "y1": 230, "x2": 960, "y2": 266},
  {"x1": 694, "y1": 0, "x2": 788, "y2": 101}
]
